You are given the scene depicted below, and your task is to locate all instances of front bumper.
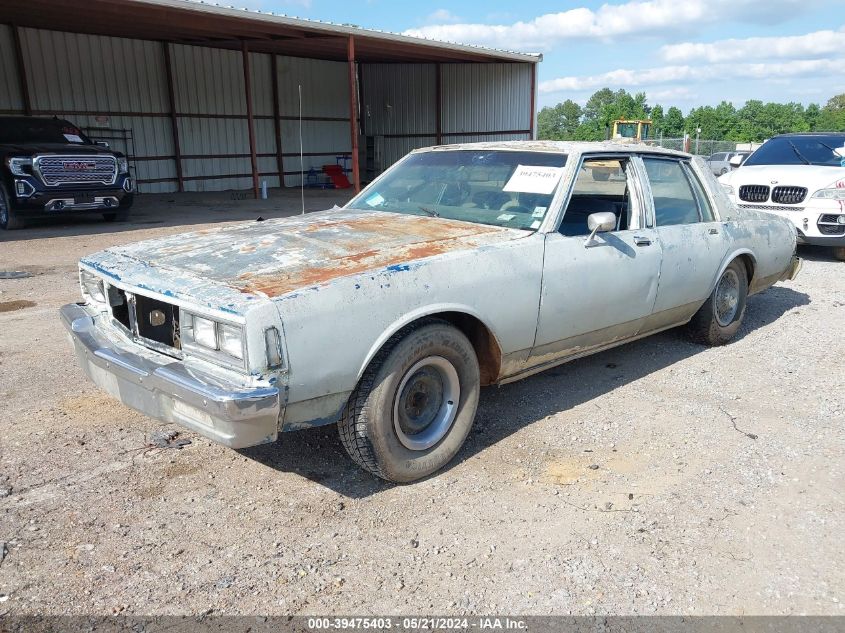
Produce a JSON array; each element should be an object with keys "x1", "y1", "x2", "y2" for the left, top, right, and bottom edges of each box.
[
  {"x1": 795, "y1": 231, "x2": 845, "y2": 247},
  {"x1": 10, "y1": 174, "x2": 133, "y2": 214},
  {"x1": 60, "y1": 303, "x2": 281, "y2": 448}
]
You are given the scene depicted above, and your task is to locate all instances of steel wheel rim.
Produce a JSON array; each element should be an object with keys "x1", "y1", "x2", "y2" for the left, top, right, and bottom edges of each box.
[
  {"x1": 393, "y1": 355, "x2": 460, "y2": 451},
  {"x1": 0, "y1": 196, "x2": 7, "y2": 226},
  {"x1": 715, "y1": 268, "x2": 740, "y2": 326}
]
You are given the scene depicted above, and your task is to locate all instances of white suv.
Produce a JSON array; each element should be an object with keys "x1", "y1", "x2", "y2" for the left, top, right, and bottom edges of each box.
[{"x1": 719, "y1": 133, "x2": 845, "y2": 261}]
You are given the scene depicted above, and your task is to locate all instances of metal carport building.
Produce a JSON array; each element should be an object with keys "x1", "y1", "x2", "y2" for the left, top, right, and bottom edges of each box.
[{"x1": 0, "y1": 0, "x2": 540, "y2": 197}]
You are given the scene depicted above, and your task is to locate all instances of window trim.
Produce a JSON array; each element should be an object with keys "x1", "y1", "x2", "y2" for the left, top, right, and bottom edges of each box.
[{"x1": 680, "y1": 161, "x2": 716, "y2": 222}]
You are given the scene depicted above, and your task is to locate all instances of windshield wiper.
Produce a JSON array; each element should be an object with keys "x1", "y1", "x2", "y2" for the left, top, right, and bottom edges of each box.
[
  {"x1": 787, "y1": 140, "x2": 811, "y2": 165},
  {"x1": 418, "y1": 206, "x2": 440, "y2": 218}
]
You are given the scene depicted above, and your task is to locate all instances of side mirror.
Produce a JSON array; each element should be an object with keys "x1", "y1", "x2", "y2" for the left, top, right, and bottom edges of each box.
[
  {"x1": 94, "y1": 141, "x2": 110, "y2": 149},
  {"x1": 584, "y1": 211, "x2": 617, "y2": 247},
  {"x1": 834, "y1": 146, "x2": 845, "y2": 159},
  {"x1": 729, "y1": 154, "x2": 744, "y2": 167}
]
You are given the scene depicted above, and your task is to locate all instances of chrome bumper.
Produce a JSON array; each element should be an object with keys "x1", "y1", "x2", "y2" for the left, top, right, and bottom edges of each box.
[
  {"x1": 60, "y1": 303, "x2": 281, "y2": 448},
  {"x1": 781, "y1": 255, "x2": 802, "y2": 281}
]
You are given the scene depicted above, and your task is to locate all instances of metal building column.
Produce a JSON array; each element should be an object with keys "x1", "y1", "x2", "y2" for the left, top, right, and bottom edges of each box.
[
  {"x1": 347, "y1": 35, "x2": 360, "y2": 193},
  {"x1": 435, "y1": 62, "x2": 442, "y2": 146},
  {"x1": 11, "y1": 25, "x2": 31, "y2": 115},
  {"x1": 270, "y1": 54, "x2": 284, "y2": 188},
  {"x1": 529, "y1": 63, "x2": 537, "y2": 140},
  {"x1": 242, "y1": 41, "x2": 260, "y2": 199},
  {"x1": 162, "y1": 42, "x2": 184, "y2": 192}
]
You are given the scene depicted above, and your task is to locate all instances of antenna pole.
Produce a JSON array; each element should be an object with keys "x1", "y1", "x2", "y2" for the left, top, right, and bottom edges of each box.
[{"x1": 299, "y1": 84, "x2": 304, "y2": 215}]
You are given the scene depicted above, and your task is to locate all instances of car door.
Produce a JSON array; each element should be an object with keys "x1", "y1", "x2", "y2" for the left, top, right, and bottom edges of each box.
[
  {"x1": 637, "y1": 155, "x2": 731, "y2": 332},
  {"x1": 529, "y1": 154, "x2": 663, "y2": 367}
]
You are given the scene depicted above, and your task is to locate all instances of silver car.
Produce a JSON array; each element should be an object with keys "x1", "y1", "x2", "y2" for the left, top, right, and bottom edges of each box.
[
  {"x1": 707, "y1": 151, "x2": 752, "y2": 176},
  {"x1": 62, "y1": 142, "x2": 800, "y2": 482}
]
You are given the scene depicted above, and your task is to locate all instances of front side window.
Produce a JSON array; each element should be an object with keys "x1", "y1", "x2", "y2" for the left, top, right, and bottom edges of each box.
[
  {"x1": 643, "y1": 158, "x2": 705, "y2": 226},
  {"x1": 559, "y1": 157, "x2": 637, "y2": 236},
  {"x1": 345, "y1": 150, "x2": 567, "y2": 231}
]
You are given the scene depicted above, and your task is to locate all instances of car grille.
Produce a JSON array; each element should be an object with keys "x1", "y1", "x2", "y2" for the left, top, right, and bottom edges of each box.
[
  {"x1": 109, "y1": 286, "x2": 181, "y2": 355},
  {"x1": 738, "y1": 185, "x2": 770, "y2": 203},
  {"x1": 36, "y1": 155, "x2": 117, "y2": 186},
  {"x1": 818, "y1": 214, "x2": 845, "y2": 236},
  {"x1": 771, "y1": 186, "x2": 807, "y2": 205},
  {"x1": 738, "y1": 204, "x2": 804, "y2": 213}
]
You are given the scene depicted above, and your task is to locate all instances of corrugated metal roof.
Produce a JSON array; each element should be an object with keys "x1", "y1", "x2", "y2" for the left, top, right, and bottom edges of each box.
[{"x1": 165, "y1": 0, "x2": 541, "y2": 63}]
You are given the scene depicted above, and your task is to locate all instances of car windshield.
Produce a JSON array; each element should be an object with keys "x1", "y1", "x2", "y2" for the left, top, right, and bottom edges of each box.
[
  {"x1": 0, "y1": 117, "x2": 92, "y2": 145},
  {"x1": 743, "y1": 135, "x2": 845, "y2": 167},
  {"x1": 345, "y1": 150, "x2": 568, "y2": 231}
]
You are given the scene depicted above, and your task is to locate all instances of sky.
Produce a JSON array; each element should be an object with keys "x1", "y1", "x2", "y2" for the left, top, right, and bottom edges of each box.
[{"x1": 238, "y1": 0, "x2": 844, "y2": 112}]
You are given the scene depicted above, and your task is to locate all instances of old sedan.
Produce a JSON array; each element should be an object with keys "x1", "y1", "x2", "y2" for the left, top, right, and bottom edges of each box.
[{"x1": 62, "y1": 142, "x2": 800, "y2": 482}]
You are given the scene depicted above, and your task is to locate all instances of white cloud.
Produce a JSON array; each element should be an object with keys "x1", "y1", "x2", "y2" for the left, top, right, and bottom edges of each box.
[
  {"x1": 661, "y1": 26, "x2": 845, "y2": 63},
  {"x1": 424, "y1": 9, "x2": 462, "y2": 24},
  {"x1": 403, "y1": 0, "x2": 809, "y2": 50},
  {"x1": 539, "y1": 58, "x2": 845, "y2": 93},
  {"x1": 646, "y1": 87, "x2": 698, "y2": 101}
]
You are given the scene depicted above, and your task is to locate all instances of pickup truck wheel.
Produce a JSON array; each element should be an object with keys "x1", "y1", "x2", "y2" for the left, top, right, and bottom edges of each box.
[
  {"x1": 833, "y1": 246, "x2": 845, "y2": 262},
  {"x1": 687, "y1": 259, "x2": 748, "y2": 346},
  {"x1": 338, "y1": 320, "x2": 480, "y2": 483},
  {"x1": 0, "y1": 185, "x2": 23, "y2": 230}
]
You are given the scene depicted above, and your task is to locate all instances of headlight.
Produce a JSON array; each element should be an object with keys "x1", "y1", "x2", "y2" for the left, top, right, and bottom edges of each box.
[
  {"x1": 117, "y1": 157, "x2": 129, "y2": 174},
  {"x1": 8, "y1": 157, "x2": 32, "y2": 176},
  {"x1": 183, "y1": 313, "x2": 246, "y2": 366},
  {"x1": 218, "y1": 323, "x2": 244, "y2": 359},
  {"x1": 720, "y1": 183, "x2": 735, "y2": 195},
  {"x1": 192, "y1": 316, "x2": 218, "y2": 349},
  {"x1": 79, "y1": 269, "x2": 106, "y2": 304},
  {"x1": 812, "y1": 188, "x2": 845, "y2": 200}
]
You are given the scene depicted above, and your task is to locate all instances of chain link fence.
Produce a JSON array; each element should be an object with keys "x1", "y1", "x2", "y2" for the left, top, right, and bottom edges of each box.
[{"x1": 648, "y1": 137, "x2": 740, "y2": 157}]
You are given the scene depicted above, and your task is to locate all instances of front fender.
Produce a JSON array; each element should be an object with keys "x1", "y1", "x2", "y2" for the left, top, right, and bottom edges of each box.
[
  {"x1": 355, "y1": 303, "x2": 503, "y2": 382},
  {"x1": 710, "y1": 247, "x2": 756, "y2": 295}
]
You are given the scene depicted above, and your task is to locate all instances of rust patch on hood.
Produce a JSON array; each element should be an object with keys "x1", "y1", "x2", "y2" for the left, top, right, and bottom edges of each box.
[{"x1": 236, "y1": 214, "x2": 505, "y2": 297}]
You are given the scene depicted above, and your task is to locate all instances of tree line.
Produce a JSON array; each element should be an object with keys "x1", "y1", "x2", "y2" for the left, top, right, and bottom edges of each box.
[{"x1": 537, "y1": 88, "x2": 845, "y2": 142}]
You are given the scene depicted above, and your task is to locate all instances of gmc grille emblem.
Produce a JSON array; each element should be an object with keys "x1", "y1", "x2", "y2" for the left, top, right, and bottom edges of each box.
[{"x1": 62, "y1": 161, "x2": 97, "y2": 171}]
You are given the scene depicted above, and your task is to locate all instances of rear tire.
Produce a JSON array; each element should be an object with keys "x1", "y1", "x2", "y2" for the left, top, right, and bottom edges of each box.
[
  {"x1": 687, "y1": 259, "x2": 748, "y2": 346},
  {"x1": 338, "y1": 320, "x2": 480, "y2": 483},
  {"x1": 833, "y1": 246, "x2": 845, "y2": 262},
  {"x1": 0, "y1": 184, "x2": 24, "y2": 230}
]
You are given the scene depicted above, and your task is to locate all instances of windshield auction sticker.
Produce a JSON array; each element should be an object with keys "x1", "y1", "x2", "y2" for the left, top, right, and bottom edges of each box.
[{"x1": 503, "y1": 165, "x2": 564, "y2": 195}]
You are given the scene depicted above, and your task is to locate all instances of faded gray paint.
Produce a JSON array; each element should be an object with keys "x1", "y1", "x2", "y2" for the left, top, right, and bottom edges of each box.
[{"x1": 68, "y1": 141, "x2": 797, "y2": 446}]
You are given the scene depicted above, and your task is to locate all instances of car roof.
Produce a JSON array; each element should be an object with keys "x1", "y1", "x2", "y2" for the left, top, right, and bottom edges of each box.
[
  {"x1": 414, "y1": 140, "x2": 691, "y2": 159},
  {"x1": 772, "y1": 132, "x2": 845, "y2": 138}
]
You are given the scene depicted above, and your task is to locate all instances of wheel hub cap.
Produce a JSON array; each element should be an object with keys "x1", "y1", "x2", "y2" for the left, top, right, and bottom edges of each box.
[
  {"x1": 393, "y1": 356, "x2": 460, "y2": 451},
  {"x1": 715, "y1": 268, "x2": 740, "y2": 326}
]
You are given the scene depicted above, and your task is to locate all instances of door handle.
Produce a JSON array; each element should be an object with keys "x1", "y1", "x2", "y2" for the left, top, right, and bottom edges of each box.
[
  {"x1": 709, "y1": 227, "x2": 719, "y2": 235},
  {"x1": 634, "y1": 236, "x2": 651, "y2": 246}
]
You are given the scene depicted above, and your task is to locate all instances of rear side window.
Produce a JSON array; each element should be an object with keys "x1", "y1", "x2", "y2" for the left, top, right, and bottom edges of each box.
[
  {"x1": 642, "y1": 158, "x2": 703, "y2": 226},
  {"x1": 711, "y1": 153, "x2": 725, "y2": 161}
]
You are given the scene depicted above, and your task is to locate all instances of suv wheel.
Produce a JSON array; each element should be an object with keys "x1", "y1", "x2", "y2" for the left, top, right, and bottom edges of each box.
[{"x1": 0, "y1": 184, "x2": 24, "y2": 230}]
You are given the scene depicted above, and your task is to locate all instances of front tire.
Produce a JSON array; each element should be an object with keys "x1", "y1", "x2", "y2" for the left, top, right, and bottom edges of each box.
[
  {"x1": 0, "y1": 184, "x2": 24, "y2": 230},
  {"x1": 687, "y1": 259, "x2": 748, "y2": 346},
  {"x1": 833, "y1": 246, "x2": 845, "y2": 262},
  {"x1": 338, "y1": 320, "x2": 480, "y2": 483}
]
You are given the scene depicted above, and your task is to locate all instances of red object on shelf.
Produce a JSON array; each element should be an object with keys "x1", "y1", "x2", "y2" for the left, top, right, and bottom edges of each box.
[{"x1": 322, "y1": 164, "x2": 352, "y2": 189}]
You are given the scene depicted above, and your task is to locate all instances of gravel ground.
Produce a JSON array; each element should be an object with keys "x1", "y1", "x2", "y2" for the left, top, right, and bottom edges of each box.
[{"x1": 0, "y1": 194, "x2": 843, "y2": 616}]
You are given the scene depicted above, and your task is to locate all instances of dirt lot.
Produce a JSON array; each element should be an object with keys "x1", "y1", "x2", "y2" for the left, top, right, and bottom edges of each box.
[{"x1": 0, "y1": 192, "x2": 843, "y2": 616}]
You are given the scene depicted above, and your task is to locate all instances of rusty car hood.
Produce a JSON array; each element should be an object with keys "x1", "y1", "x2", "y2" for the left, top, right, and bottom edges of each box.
[{"x1": 103, "y1": 209, "x2": 524, "y2": 299}]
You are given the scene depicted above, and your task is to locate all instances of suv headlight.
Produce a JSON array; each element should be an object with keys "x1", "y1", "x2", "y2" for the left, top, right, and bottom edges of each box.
[
  {"x1": 812, "y1": 188, "x2": 845, "y2": 200},
  {"x1": 182, "y1": 312, "x2": 246, "y2": 366},
  {"x1": 117, "y1": 157, "x2": 129, "y2": 174},
  {"x1": 8, "y1": 157, "x2": 32, "y2": 176},
  {"x1": 79, "y1": 269, "x2": 106, "y2": 304}
]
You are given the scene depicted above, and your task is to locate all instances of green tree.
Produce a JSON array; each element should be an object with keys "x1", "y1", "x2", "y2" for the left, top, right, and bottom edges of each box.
[
  {"x1": 816, "y1": 94, "x2": 845, "y2": 131},
  {"x1": 537, "y1": 99, "x2": 583, "y2": 140},
  {"x1": 662, "y1": 107, "x2": 685, "y2": 137}
]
